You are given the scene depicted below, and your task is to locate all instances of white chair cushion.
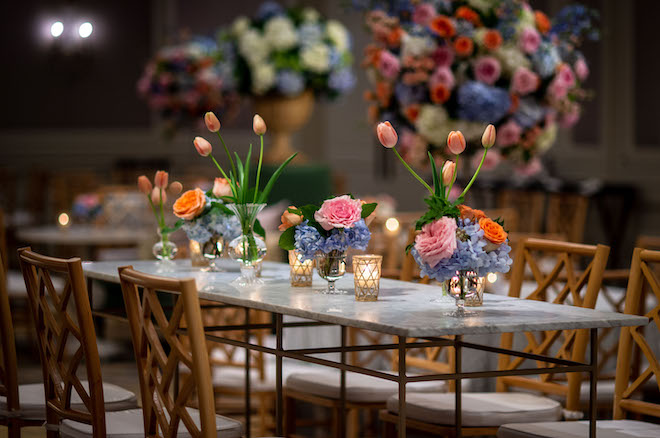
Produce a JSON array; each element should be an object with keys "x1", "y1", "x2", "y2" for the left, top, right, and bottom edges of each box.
[
  {"x1": 60, "y1": 408, "x2": 243, "y2": 438},
  {"x1": 387, "y1": 392, "x2": 562, "y2": 427},
  {"x1": 497, "y1": 420, "x2": 660, "y2": 438},
  {"x1": 213, "y1": 359, "x2": 321, "y2": 392},
  {"x1": 285, "y1": 370, "x2": 448, "y2": 403},
  {"x1": 0, "y1": 382, "x2": 137, "y2": 420}
]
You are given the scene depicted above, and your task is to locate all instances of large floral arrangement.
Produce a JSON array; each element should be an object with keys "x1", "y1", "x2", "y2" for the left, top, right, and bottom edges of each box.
[
  {"x1": 278, "y1": 196, "x2": 377, "y2": 260},
  {"x1": 376, "y1": 120, "x2": 512, "y2": 281},
  {"x1": 361, "y1": 1, "x2": 598, "y2": 172},
  {"x1": 219, "y1": 2, "x2": 356, "y2": 98},
  {"x1": 137, "y1": 37, "x2": 239, "y2": 130}
]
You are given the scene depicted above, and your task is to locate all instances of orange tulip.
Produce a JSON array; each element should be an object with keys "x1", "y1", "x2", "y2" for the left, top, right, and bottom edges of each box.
[
  {"x1": 137, "y1": 175, "x2": 152, "y2": 195},
  {"x1": 376, "y1": 121, "x2": 398, "y2": 148},
  {"x1": 447, "y1": 131, "x2": 466, "y2": 155},
  {"x1": 481, "y1": 124, "x2": 496, "y2": 148},
  {"x1": 193, "y1": 137, "x2": 212, "y2": 157},
  {"x1": 154, "y1": 170, "x2": 168, "y2": 189},
  {"x1": 253, "y1": 114, "x2": 267, "y2": 135},
  {"x1": 441, "y1": 161, "x2": 455, "y2": 185},
  {"x1": 204, "y1": 112, "x2": 221, "y2": 132}
]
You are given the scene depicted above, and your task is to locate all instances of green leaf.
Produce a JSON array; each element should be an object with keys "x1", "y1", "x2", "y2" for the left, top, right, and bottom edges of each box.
[
  {"x1": 414, "y1": 194, "x2": 461, "y2": 230},
  {"x1": 161, "y1": 219, "x2": 184, "y2": 235},
  {"x1": 298, "y1": 204, "x2": 319, "y2": 223},
  {"x1": 405, "y1": 241, "x2": 415, "y2": 255},
  {"x1": 244, "y1": 145, "x2": 252, "y2": 203},
  {"x1": 428, "y1": 152, "x2": 442, "y2": 197},
  {"x1": 360, "y1": 202, "x2": 377, "y2": 219},
  {"x1": 278, "y1": 226, "x2": 296, "y2": 250},
  {"x1": 288, "y1": 207, "x2": 303, "y2": 215},
  {"x1": 253, "y1": 218, "x2": 266, "y2": 239},
  {"x1": 257, "y1": 153, "x2": 298, "y2": 204}
]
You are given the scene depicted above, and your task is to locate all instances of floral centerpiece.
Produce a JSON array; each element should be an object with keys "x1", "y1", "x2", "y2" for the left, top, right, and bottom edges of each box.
[
  {"x1": 361, "y1": 1, "x2": 598, "y2": 173},
  {"x1": 186, "y1": 111, "x2": 296, "y2": 285},
  {"x1": 137, "y1": 171, "x2": 183, "y2": 261},
  {"x1": 137, "y1": 37, "x2": 239, "y2": 135},
  {"x1": 376, "y1": 120, "x2": 512, "y2": 312},
  {"x1": 278, "y1": 196, "x2": 377, "y2": 294}
]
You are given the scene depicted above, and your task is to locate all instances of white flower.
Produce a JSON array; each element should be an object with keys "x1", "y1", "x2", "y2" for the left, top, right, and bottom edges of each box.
[
  {"x1": 251, "y1": 63, "x2": 276, "y2": 95},
  {"x1": 264, "y1": 16, "x2": 299, "y2": 51},
  {"x1": 231, "y1": 16, "x2": 250, "y2": 37},
  {"x1": 473, "y1": 28, "x2": 487, "y2": 48},
  {"x1": 495, "y1": 44, "x2": 531, "y2": 77},
  {"x1": 401, "y1": 34, "x2": 436, "y2": 59},
  {"x1": 238, "y1": 29, "x2": 269, "y2": 65},
  {"x1": 467, "y1": 0, "x2": 498, "y2": 14},
  {"x1": 302, "y1": 7, "x2": 320, "y2": 22},
  {"x1": 519, "y1": 7, "x2": 536, "y2": 29},
  {"x1": 300, "y1": 43, "x2": 330, "y2": 73},
  {"x1": 325, "y1": 20, "x2": 349, "y2": 51},
  {"x1": 536, "y1": 124, "x2": 558, "y2": 152},
  {"x1": 415, "y1": 105, "x2": 449, "y2": 146}
]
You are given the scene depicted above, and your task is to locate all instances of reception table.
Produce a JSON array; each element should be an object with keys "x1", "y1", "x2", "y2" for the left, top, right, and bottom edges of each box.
[{"x1": 82, "y1": 260, "x2": 648, "y2": 438}]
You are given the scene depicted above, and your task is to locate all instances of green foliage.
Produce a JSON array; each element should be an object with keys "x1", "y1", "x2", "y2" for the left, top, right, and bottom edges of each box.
[
  {"x1": 161, "y1": 219, "x2": 184, "y2": 235},
  {"x1": 278, "y1": 226, "x2": 296, "y2": 250},
  {"x1": 253, "y1": 219, "x2": 266, "y2": 239},
  {"x1": 415, "y1": 194, "x2": 461, "y2": 230},
  {"x1": 361, "y1": 202, "x2": 377, "y2": 219}
]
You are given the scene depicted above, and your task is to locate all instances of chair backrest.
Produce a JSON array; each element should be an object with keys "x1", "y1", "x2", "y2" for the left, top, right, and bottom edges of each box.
[
  {"x1": 0, "y1": 250, "x2": 19, "y2": 416},
  {"x1": 497, "y1": 189, "x2": 546, "y2": 234},
  {"x1": 545, "y1": 193, "x2": 589, "y2": 243},
  {"x1": 613, "y1": 248, "x2": 660, "y2": 420},
  {"x1": 119, "y1": 266, "x2": 216, "y2": 438},
  {"x1": 17, "y1": 247, "x2": 106, "y2": 434},
  {"x1": 497, "y1": 238, "x2": 610, "y2": 412}
]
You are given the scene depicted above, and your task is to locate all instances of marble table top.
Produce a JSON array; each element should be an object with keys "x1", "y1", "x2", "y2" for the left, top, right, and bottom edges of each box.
[
  {"x1": 18, "y1": 225, "x2": 151, "y2": 246},
  {"x1": 82, "y1": 259, "x2": 648, "y2": 337}
]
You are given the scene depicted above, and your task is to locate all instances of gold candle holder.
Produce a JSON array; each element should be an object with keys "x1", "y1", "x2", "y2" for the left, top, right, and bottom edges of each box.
[
  {"x1": 289, "y1": 251, "x2": 313, "y2": 287},
  {"x1": 353, "y1": 255, "x2": 382, "y2": 301}
]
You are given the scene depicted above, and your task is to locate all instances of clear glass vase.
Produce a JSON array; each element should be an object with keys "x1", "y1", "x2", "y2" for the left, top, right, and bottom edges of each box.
[
  {"x1": 442, "y1": 270, "x2": 485, "y2": 316},
  {"x1": 315, "y1": 250, "x2": 347, "y2": 294},
  {"x1": 152, "y1": 229, "x2": 178, "y2": 261},
  {"x1": 200, "y1": 233, "x2": 225, "y2": 272},
  {"x1": 226, "y1": 203, "x2": 267, "y2": 287}
]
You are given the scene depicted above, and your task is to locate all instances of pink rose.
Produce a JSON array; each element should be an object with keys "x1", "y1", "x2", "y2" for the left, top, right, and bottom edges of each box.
[
  {"x1": 314, "y1": 195, "x2": 363, "y2": 231},
  {"x1": 430, "y1": 66, "x2": 455, "y2": 90},
  {"x1": 431, "y1": 46, "x2": 454, "y2": 68},
  {"x1": 519, "y1": 27, "x2": 541, "y2": 54},
  {"x1": 378, "y1": 50, "x2": 401, "y2": 79},
  {"x1": 412, "y1": 3, "x2": 437, "y2": 26},
  {"x1": 497, "y1": 120, "x2": 522, "y2": 147},
  {"x1": 212, "y1": 178, "x2": 232, "y2": 197},
  {"x1": 515, "y1": 158, "x2": 543, "y2": 177},
  {"x1": 574, "y1": 58, "x2": 589, "y2": 81},
  {"x1": 556, "y1": 64, "x2": 576, "y2": 88},
  {"x1": 471, "y1": 148, "x2": 501, "y2": 171},
  {"x1": 560, "y1": 104, "x2": 581, "y2": 128},
  {"x1": 415, "y1": 217, "x2": 457, "y2": 268},
  {"x1": 511, "y1": 67, "x2": 539, "y2": 95},
  {"x1": 474, "y1": 56, "x2": 501, "y2": 85},
  {"x1": 548, "y1": 78, "x2": 568, "y2": 99}
]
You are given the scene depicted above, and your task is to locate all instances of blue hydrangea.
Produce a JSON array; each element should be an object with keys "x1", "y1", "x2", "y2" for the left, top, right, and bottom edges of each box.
[
  {"x1": 328, "y1": 69, "x2": 356, "y2": 93},
  {"x1": 551, "y1": 5, "x2": 599, "y2": 41},
  {"x1": 411, "y1": 219, "x2": 512, "y2": 282},
  {"x1": 531, "y1": 42, "x2": 561, "y2": 79},
  {"x1": 457, "y1": 81, "x2": 511, "y2": 123},
  {"x1": 181, "y1": 199, "x2": 241, "y2": 243},
  {"x1": 294, "y1": 219, "x2": 372, "y2": 260},
  {"x1": 298, "y1": 23, "x2": 323, "y2": 47},
  {"x1": 395, "y1": 83, "x2": 426, "y2": 107},
  {"x1": 256, "y1": 1, "x2": 284, "y2": 21},
  {"x1": 294, "y1": 221, "x2": 323, "y2": 260},
  {"x1": 512, "y1": 98, "x2": 546, "y2": 129},
  {"x1": 276, "y1": 70, "x2": 305, "y2": 96}
]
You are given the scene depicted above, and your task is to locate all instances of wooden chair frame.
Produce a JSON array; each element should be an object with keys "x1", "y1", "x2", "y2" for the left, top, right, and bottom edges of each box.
[
  {"x1": 118, "y1": 266, "x2": 219, "y2": 438},
  {"x1": 18, "y1": 247, "x2": 107, "y2": 437}
]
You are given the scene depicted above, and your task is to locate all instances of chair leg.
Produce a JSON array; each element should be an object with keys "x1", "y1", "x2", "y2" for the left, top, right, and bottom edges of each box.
[
  {"x1": 7, "y1": 419, "x2": 21, "y2": 438},
  {"x1": 383, "y1": 418, "x2": 396, "y2": 438},
  {"x1": 347, "y1": 408, "x2": 360, "y2": 438},
  {"x1": 257, "y1": 393, "x2": 268, "y2": 437},
  {"x1": 46, "y1": 408, "x2": 58, "y2": 438},
  {"x1": 284, "y1": 395, "x2": 296, "y2": 437}
]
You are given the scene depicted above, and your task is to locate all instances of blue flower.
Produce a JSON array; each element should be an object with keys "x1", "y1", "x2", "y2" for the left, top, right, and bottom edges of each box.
[
  {"x1": 395, "y1": 83, "x2": 426, "y2": 107},
  {"x1": 294, "y1": 222, "x2": 323, "y2": 260},
  {"x1": 298, "y1": 23, "x2": 323, "y2": 47},
  {"x1": 531, "y1": 42, "x2": 561, "y2": 79},
  {"x1": 276, "y1": 70, "x2": 305, "y2": 96},
  {"x1": 512, "y1": 98, "x2": 546, "y2": 129},
  {"x1": 328, "y1": 69, "x2": 356, "y2": 93},
  {"x1": 293, "y1": 219, "x2": 372, "y2": 260},
  {"x1": 256, "y1": 1, "x2": 284, "y2": 21},
  {"x1": 457, "y1": 81, "x2": 511, "y2": 123}
]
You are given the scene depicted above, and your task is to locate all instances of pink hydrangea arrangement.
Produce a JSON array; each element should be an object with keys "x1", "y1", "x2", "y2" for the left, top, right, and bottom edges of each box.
[{"x1": 360, "y1": 1, "x2": 598, "y2": 173}]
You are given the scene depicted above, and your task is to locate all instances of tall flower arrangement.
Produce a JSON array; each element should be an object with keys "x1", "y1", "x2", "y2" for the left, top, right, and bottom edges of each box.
[
  {"x1": 361, "y1": 1, "x2": 598, "y2": 172},
  {"x1": 219, "y1": 2, "x2": 356, "y2": 98}
]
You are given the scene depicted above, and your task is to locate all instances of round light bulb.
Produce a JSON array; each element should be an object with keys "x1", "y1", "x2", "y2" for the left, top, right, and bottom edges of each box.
[
  {"x1": 385, "y1": 217, "x2": 400, "y2": 233},
  {"x1": 50, "y1": 21, "x2": 64, "y2": 38},
  {"x1": 57, "y1": 212, "x2": 70, "y2": 227},
  {"x1": 78, "y1": 22, "x2": 93, "y2": 38},
  {"x1": 487, "y1": 273, "x2": 498, "y2": 283}
]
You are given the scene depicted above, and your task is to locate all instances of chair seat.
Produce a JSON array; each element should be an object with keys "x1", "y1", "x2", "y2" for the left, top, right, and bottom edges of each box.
[
  {"x1": 60, "y1": 408, "x2": 243, "y2": 438},
  {"x1": 497, "y1": 420, "x2": 660, "y2": 438},
  {"x1": 285, "y1": 370, "x2": 448, "y2": 403},
  {"x1": 213, "y1": 360, "x2": 321, "y2": 392},
  {"x1": 386, "y1": 392, "x2": 562, "y2": 427},
  {"x1": 0, "y1": 382, "x2": 137, "y2": 421}
]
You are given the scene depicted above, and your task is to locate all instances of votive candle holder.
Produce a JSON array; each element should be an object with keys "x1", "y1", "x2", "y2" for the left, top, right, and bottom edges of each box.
[
  {"x1": 289, "y1": 250, "x2": 313, "y2": 287},
  {"x1": 353, "y1": 255, "x2": 383, "y2": 301}
]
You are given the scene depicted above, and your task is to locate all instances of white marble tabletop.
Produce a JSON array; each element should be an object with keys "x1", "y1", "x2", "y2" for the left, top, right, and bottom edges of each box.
[{"x1": 82, "y1": 259, "x2": 648, "y2": 338}]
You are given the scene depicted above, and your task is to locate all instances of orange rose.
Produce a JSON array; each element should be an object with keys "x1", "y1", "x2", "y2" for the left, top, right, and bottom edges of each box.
[
  {"x1": 535, "y1": 11, "x2": 551, "y2": 34},
  {"x1": 430, "y1": 84, "x2": 451, "y2": 104},
  {"x1": 173, "y1": 188, "x2": 206, "y2": 220},
  {"x1": 483, "y1": 30, "x2": 502, "y2": 50},
  {"x1": 455, "y1": 6, "x2": 481, "y2": 26},
  {"x1": 453, "y1": 36, "x2": 474, "y2": 56},
  {"x1": 430, "y1": 16, "x2": 455, "y2": 38},
  {"x1": 458, "y1": 205, "x2": 487, "y2": 222},
  {"x1": 279, "y1": 206, "x2": 303, "y2": 232},
  {"x1": 405, "y1": 104, "x2": 420, "y2": 123},
  {"x1": 479, "y1": 217, "x2": 507, "y2": 245},
  {"x1": 387, "y1": 27, "x2": 404, "y2": 47}
]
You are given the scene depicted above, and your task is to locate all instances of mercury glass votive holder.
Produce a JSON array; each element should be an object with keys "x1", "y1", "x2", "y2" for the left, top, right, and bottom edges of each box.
[
  {"x1": 353, "y1": 255, "x2": 383, "y2": 301},
  {"x1": 289, "y1": 251, "x2": 313, "y2": 287}
]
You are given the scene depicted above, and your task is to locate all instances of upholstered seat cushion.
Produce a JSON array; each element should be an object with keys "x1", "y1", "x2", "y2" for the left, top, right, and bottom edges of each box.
[
  {"x1": 285, "y1": 370, "x2": 448, "y2": 403},
  {"x1": 213, "y1": 360, "x2": 321, "y2": 392},
  {"x1": 60, "y1": 408, "x2": 243, "y2": 438},
  {"x1": 386, "y1": 392, "x2": 562, "y2": 427},
  {"x1": 497, "y1": 420, "x2": 660, "y2": 438},
  {"x1": 0, "y1": 382, "x2": 137, "y2": 420}
]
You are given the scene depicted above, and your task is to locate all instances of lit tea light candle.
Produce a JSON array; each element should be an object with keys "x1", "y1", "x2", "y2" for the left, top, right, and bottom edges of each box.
[
  {"x1": 384, "y1": 217, "x2": 399, "y2": 233},
  {"x1": 353, "y1": 255, "x2": 382, "y2": 301},
  {"x1": 57, "y1": 212, "x2": 71, "y2": 229},
  {"x1": 289, "y1": 250, "x2": 313, "y2": 287}
]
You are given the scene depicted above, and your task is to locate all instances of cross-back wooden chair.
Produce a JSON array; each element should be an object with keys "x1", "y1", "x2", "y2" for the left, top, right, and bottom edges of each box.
[
  {"x1": 118, "y1": 266, "x2": 246, "y2": 438},
  {"x1": 17, "y1": 248, "x2": 138, "y2": 438},
  {"x1": 497, "y1": 247, "x2": 660, "y2": 437},
  {"x1": 380, "y1": 238, "x2": 610, "y2": 437},
  {"x1": 284, "y1": 327, "x2": 452, "y2": 438},
  {"x1": 545, "y1": 193, "x2": 589, "y2": 243},
  {"x1": 497, "y1": 189, "x2": 546, "y2": 235}
]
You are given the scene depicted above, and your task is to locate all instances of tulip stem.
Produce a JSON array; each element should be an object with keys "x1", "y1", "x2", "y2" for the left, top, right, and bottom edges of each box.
[
  {"x1": 460, "y1": 149, "x2": 488, "y2": 200},
  {"x1": 447, "y1": 154, "x2": 459, "y2": 199},
  {"x1": 159, "y1": 189, "x2": 165, "y2": 228},
  {"x1": 254, "y1": 135, "x2": 263, "y2": 203},
  {"x1": 215, "y1": 131, "x2": 236, "y2": 177},
  {"x1": 392, "y1": 147, "x2": 433, "y2": 194}
]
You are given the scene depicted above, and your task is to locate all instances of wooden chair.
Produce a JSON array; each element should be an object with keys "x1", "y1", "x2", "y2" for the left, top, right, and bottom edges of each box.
[
  {"x1": 497, "y1": 189, "x2": 546, "y2": 235},
  {"x1": 497, "y1": 247, "x2": 660, "y2": 437},
  {"x1": 118, "y1": 266, "x2": 283, "y2": 438},
  {"x1": 17, "y1": 248, "x2": 138, "y2": 437},
  {"x1": 380, "y1": 238, "x2": 610, "y2": 436},
  {"x1": 545, "y1": 193, "x2": 589, "y2": 243},
  {"x1": 284, "y1": 328, "x2": 452, "y2": 438}
]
